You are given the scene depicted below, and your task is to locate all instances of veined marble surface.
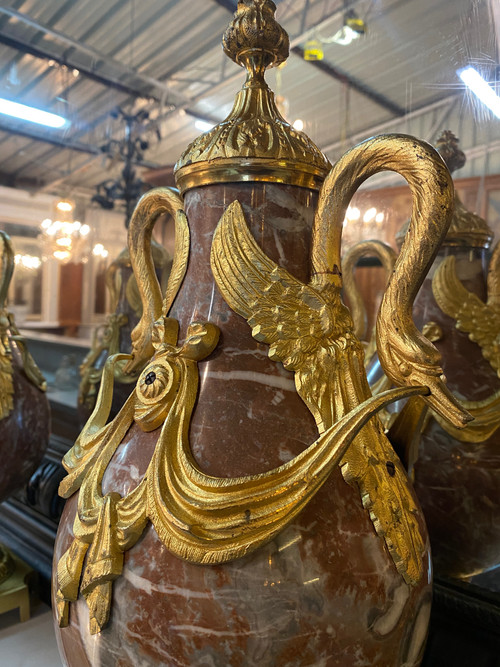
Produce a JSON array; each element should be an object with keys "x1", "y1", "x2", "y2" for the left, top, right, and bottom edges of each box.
[{"x1": 55, "y1": 472, "x2": 432, "y2": 667}]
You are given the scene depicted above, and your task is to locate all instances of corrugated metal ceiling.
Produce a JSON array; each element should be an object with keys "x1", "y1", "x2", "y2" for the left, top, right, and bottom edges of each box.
[{"x1": 0, "y1": 0, "x2": 497, "y2": 197}]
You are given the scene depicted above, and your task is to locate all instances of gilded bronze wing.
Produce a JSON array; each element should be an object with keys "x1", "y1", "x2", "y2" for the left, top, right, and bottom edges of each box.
[
  {"x1": 211, "y1": 199, "x2": 348, "y2": 431},
  {"x1": 432, "y1": 254, "x2": 500, "y2": 376},
  {"x1": 211, "y1": 200, "x2": 336, "y2": 370},
  {"x1": 211, "y1": 199, "x2": 427, "y2": 586}
]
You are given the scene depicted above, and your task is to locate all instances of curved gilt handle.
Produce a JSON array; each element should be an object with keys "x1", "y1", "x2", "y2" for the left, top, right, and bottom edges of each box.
[
  {"x1": 104, "y1": 255, "x2": 123, "y2": 314},
  {"x1": 125, "y1": 187, "x2": 189, "y2": 374},
  {"x1": 0, "y1": 231, "x2": 14, "y2": 311},
  {"x1": 0, "y1": 231, "x2": 15, "y2": 419},
  {"x1": 312, "y1": 134, "x2": 471, "y2": 429},
  {"x1": 342, "y1": 240, "x2": 397, "y2": 342},
  {"x1": 488, "y1": 242, "x2": 500, "y2": 309}
]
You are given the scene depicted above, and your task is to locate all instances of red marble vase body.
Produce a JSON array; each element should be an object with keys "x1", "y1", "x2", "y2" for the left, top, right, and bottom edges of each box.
[
  {"x1": 54, "y1": 183, "x2": 431, "y2": 666},
  {"x1": 412, "y1": 245, "x2": 500, "y2": 578},
  {"x1": 0, "y1": 326, "x2": 50, "y2": 502}
]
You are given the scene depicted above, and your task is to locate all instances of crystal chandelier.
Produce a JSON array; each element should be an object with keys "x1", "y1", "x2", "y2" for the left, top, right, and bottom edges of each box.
[
  {"x1": 342, "y1": 205, "x2": 386, "y2": 249},
  {"x1": 14, "y1": 254, "x2": 42, "y2": 270},
  {"x1": 39, "y1": 199, "x2": 91, "y2": 263}
]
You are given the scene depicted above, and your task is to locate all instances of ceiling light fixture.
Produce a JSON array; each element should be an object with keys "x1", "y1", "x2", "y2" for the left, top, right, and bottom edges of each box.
[
  {"x1": 14, "y1": 254, "x2": 42, "y2": 271},
  {"x1": 39, "y1": 199, "x2": 92, "y2": 263},
  {"x1": 92, "y1": 243, "x2": 109, "y2": 259},
  {"x1": 331, "y1": 10, "x2": 366, "y2": 47},
  {"x1": 458, "y1": 67, "x2": 500, "y2": 119},
  {"x1": 292, "y1": 119, "x2": 304, "y2": 131},
  {"x1": 303, "y1": 39, "x2": 324, "y2": 61},
  {"x1": 0, "y1": 97, "x2": 68, "y2": 128}
]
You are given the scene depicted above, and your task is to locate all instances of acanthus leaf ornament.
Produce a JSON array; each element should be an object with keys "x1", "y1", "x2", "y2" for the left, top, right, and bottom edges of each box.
[{"x1": 174, "y1": 0, "x2": 330, "y2": 194}]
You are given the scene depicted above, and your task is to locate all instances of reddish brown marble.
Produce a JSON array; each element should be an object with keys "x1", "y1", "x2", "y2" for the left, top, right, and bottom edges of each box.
[
  {"x1": 0, "y1": 330, "x2": 50, "y2": 502},
  {"x1": 173, "y1": 183, "x2": 319, "y2": 476},
  {"x1": 54, "y1": 183, "x2": 431, "y2": 666},
  {"x1": 412, "y1": 246, "x2": 500, "y2": 578}
]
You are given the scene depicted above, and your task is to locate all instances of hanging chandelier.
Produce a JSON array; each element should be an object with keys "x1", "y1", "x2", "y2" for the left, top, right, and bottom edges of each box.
[
  {"x1": 39, "y1": 199, "x2": 92, "y2": 263},
  {"x1": 342, "y1": 204, "x2": 386, "y2": 249}
]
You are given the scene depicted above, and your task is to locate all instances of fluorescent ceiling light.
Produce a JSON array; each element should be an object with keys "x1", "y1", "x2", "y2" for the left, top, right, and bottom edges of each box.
[
  {"x1": 195, "y1": 119, "x2": 215, "y2": 132},
  {"x1": 0, "y1": 97, "x2": 67, "y2": 128},
  {"x1": 458, "y1": 67, "x2": 500, "y2": 119}
]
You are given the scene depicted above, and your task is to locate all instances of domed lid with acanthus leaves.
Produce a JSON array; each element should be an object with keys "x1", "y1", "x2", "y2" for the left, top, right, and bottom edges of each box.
[
  {"x1": 174, "y1": 0, "x2": 331, "y2": 194},
  {"x1": 396, "y1": 130, "x2": 493, "y2": 249}
]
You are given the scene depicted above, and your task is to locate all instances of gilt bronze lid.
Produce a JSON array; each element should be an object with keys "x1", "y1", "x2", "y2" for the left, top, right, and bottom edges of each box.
[
  {"x1": 174, "y1": 0, "x2": 331, "y2": 194},
  {"x1": 397, "y1": 130, "x2": 493, "y2": 249}
]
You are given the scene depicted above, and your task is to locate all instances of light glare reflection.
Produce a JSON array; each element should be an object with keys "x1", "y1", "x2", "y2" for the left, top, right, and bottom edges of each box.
[{"x1": 458, "y1": 67, "x2": 500, "y2": 119}]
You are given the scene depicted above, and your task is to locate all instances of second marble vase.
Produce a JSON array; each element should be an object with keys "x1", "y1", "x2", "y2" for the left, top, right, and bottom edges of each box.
[
  {"x1": 396, "y1": 131, "x2": 500, "y2": 579},
  {"x1": 0, "y1": 230, "x2": 50, "y2": 503}
]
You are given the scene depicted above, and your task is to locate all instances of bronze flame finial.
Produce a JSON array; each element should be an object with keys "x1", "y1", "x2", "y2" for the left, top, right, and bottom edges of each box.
[
  {"x1": 435, "y1": 130, "x2": 466, "y2": 174},
  {"x1": 222, "y1": 0, "x2": 289, "y2": 81},
  {"x1": 174, "y1": 0, "x2": 330, "y2": 194}
]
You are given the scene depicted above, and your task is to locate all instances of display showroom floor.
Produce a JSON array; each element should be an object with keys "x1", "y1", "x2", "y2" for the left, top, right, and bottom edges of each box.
[{"x1": 0, "y1": 601, "x2": 62, "y2": 666}]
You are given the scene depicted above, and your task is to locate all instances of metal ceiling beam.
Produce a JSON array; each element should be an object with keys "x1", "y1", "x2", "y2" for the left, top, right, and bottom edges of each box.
[
  {"x1": 23, "y1": 1, "x2": 343, "y2": 189},
  {"x1": 292, "y1": 46, "x2": 405, "y2": 116},
  {"x1": 4, "y1": 0, "x2": 407, "y2": 191},
  {"x1": 0, "y1": 6, "x2": 218, "y2": 181},
  {"x1": 0, "y1": 123, "x2": 101, "y2": 156},
  {"x1": 321, "y1": 94, "x2": 461, "y2": 156},
  {"x1": 0, "y1": 1, "x2": 83, "y2": 81},
  {"x1": 39, "y1": 155, "x2": 105, "y2": 194},
  {"x1": 0, "y1": 1, "x2": 218, "y2": 131},
  {"x1": 0, "y1": 171, "x2": 53, "y2": 191},
  {"x1": 211, "y1": 0, "x2": 404, "y2": 117},
  {"x1": 0, "y1": 32, "x2": 158, "y2": 102},
  {"x1": 0, "y1": 121, "x2": 160, "y2": 168},
  {"x1": 3, "y1": 0, "x2": 365, "y2": 179},
  {"x1": 0, "y1": 6, "x2": 188, "y2": 107}
]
